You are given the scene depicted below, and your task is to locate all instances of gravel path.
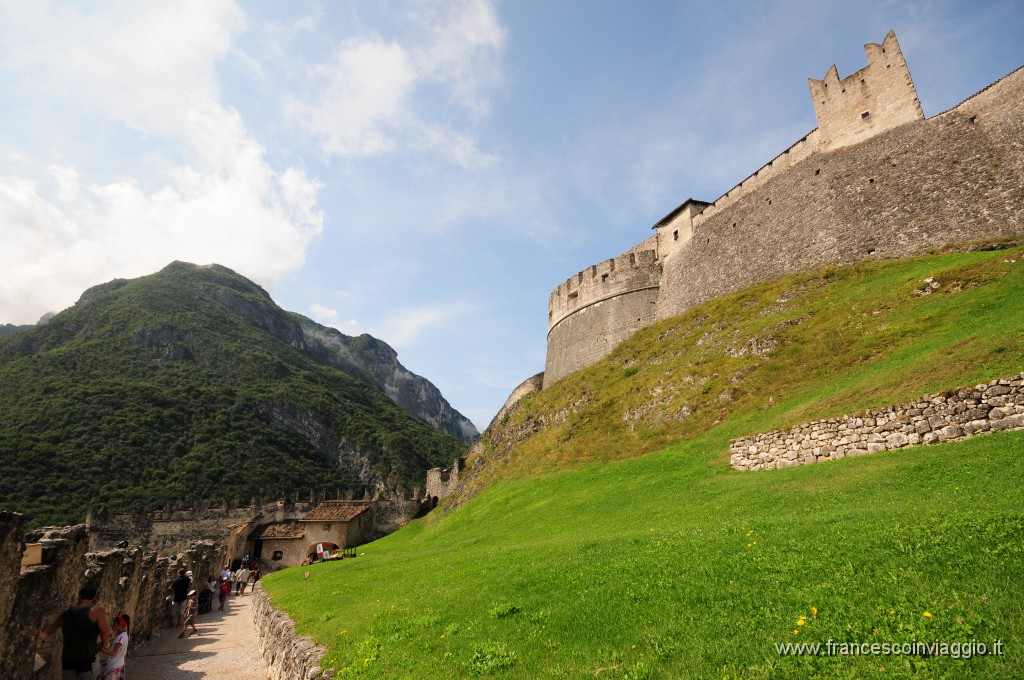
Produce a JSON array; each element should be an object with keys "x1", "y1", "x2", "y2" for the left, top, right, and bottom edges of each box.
[{"x1": 130, "y1": 594, "x2": 270, "y2": 680}]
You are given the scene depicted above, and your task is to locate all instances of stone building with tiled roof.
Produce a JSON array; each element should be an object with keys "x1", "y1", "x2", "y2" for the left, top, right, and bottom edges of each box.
[{"x1": 247, "y1": 501, "x2": 376, "y2": 568}]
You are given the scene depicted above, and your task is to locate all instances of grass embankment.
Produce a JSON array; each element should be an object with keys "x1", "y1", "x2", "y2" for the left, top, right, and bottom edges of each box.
[{"x1": 264, "y1": 248, "x2": 1024, "y2": 678}]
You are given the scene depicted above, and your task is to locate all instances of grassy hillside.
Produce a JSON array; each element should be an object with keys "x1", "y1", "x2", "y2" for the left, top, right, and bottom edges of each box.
[
  {"x1": 0, "y1": 262, "x2": 466, "y2": 527},
  {"x1": 263, "y1": 246, "x2": 1024, "y2": 678}
]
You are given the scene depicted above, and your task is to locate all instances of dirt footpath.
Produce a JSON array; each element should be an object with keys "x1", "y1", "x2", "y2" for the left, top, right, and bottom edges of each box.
[{"x1": 130, "y1": 594, "x2": 270, "y2": 680}]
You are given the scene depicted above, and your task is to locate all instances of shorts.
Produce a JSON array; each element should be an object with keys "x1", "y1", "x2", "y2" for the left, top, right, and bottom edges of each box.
[{"x1": 171, "y1": 600, "x2": 186, "y2": 616}]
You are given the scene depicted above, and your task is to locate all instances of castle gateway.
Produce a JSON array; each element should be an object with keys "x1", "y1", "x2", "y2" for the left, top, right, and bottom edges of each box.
[{"x1": 545, "y1": 31, "x2": 1024, "y2": 385}]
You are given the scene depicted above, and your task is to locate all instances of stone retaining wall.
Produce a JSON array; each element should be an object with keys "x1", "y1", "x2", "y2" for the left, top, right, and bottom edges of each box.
[
  {"x1": 730, "y1": 373, "x2": 1024, "y2": 471},
  {"x1": 252, "y1": 584, "x2": 334, "y2": 680}
]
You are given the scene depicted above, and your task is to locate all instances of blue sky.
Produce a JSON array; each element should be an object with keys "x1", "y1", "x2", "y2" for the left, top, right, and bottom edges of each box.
[{"x1": 2, "y1": 1, "x2": 1023, "y2": 429}]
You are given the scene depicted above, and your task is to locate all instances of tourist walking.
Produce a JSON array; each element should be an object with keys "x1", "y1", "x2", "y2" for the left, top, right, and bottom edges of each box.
[
  {"x1": 169, "y1": 568, "x2": 190, "y2": 627},
  {"x1": 40, "y1": 585, "x2": 111, "y2": 679},
  {"x1": 98, "y1": 613, "x2": 130, "y2": 680},
  {"x1": 218, "y1": 578, "x2": 230, "y2": 611},
  {"x1": 178, "y1": 590, "x2": 199, "y2": 638},
  {"x1": 236, "y1": 565, "x2": 252, "y2": 595}
]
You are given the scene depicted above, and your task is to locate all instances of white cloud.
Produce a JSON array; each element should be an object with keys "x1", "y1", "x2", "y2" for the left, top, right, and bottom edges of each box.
[
  {"x1": 0, "y1": 1, "x2": 325, "y2": 324},
  {"x1": 287, "y1": 38, "x2": 417, "y2": 157},
  {"x1": 377, "y1": 302, "x2": 475, "y2": 347},
  {"x1": 284, "y1": 0, "x2": 505, "y2": 167}
]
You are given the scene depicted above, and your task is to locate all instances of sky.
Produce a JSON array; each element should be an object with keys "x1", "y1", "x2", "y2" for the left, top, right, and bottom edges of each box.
[{"x1": 1, "y1": 1, "x2": 1023, "y2": 430}]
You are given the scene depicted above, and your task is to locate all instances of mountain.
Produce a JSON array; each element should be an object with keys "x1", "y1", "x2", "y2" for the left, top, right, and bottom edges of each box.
[{"x1": 0, "y1": 262, "x2": 472, "y2": 527}]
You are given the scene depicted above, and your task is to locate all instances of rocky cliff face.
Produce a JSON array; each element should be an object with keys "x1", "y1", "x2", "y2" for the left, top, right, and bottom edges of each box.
[
  {"x1": 101, "y1": 262, "x2": 479, "y2": 445},
  {"x1": 295, "y1": 320, "x2": 480, "y2": 445}
]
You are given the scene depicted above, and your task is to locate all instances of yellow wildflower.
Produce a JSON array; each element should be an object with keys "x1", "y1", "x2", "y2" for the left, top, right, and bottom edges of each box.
[
  {"x1": 811, "y1": 607, "x2": 818, "y2": 618},
  {"x1": 793, "y1": 629, "x2": 799, "y2": 635},
  {"x1": 923, "y1": 611, "x2": 933, "y2": 618}
]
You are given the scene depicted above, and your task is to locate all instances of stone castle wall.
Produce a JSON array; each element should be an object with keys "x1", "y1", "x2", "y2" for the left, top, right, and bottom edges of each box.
[
  {"x1": 252, "y1": 584, "x2": 334, "y2": 680},
  {"x1": 546, "y1": 247, "x2": 661, "y2": 381},
  {"x1": 543, "y1": 31, "x2": 1024, "y2": 385},
  {"x1": 731, "y1": 373, "x2": 1024, "y2": 471},
  {"x1": 0, "y1": 513, "x2": 224, "y2": 680},
  {"x1": 657, "y1": 69, "x2": 1024, "y2": 321}
]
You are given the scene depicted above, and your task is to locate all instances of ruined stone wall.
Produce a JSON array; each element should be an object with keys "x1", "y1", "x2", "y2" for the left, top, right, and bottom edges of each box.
[
  {"x1": 0, "y1": 516, "x2": 224, "y2": 680},
  {"x1": 88, "y1": 505, "x2": 259, "y2": 556},
  {"x1": 425, "y1": 458, "x2": 466, "y2": 502},
  {"x1": 657, "y1": 67, "x2": 1024, "y2": 321},
  {"x1": 731, "y1": 373, "x2": 1024, "y2": 471}
]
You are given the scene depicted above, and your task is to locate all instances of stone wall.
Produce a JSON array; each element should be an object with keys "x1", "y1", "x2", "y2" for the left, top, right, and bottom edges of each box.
[
  {"x1": 730, "y1": 373, "x2": 1024, "y2": 471},
  {"x1": 88, "y1": 505, "x2": 260, "y2": 556},
  {"x1": 546, "y1": 247, "x2": 661, "y2": 384},
  {"x1": 542, "y1": 30, "x2": 1024, "y2": 385},
  {"x1": 0, "y1": 514, "x2": 225, "y2": 680},
  {"x1": 252, "y1": 584, "x2": 334, "y2": 680},
  {"x1": 809, "y1": 30, "x2": 924, "y2": 152},
  {"x1": 425, "y1": 457, "x2": 466, "y2": 503}
]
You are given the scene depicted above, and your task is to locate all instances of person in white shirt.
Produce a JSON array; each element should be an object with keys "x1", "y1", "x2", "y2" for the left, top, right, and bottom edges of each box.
[{"x1": 98, "y1": 613, "x2": 129, "y2": 680}]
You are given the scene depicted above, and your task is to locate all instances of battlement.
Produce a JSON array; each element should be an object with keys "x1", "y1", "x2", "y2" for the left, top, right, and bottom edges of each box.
[
  {"x1": 809, "y1": 30, "x2": 923, "y2": 150},
  {"x1": 547, "y1": 244, "x2": 659, "y2": 333}
]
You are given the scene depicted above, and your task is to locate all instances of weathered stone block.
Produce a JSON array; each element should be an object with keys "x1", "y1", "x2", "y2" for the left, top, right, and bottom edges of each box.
[
  {"x1": 963, "y1": 419, "x2": 990, "y2": 435},
  {"x1": 886, "y1": 432, "x2": 909, "y2": 447},
  {"x1": 939, "y1": 425, "x2": 966, "y2": 440}
]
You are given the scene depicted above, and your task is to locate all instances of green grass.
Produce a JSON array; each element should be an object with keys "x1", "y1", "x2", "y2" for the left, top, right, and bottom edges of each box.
[
  {"x1": 265, "y1": 432, "x2": 1024, "y2": 678},
  {"x1": 263, "y1": 247, "x2": 1024, "y2": 678}
]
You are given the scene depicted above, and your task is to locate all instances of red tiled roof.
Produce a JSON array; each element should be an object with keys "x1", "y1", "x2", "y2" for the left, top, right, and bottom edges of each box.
[
  {"x1": 249, "y1": 522, "x2": 305, "y2": 539},
  {"x1": 301, "y1": 502, "x2": 371, "y2": 522}
]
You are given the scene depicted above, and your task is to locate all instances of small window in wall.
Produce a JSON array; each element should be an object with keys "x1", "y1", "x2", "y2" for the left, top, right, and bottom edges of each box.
[
  {"x1": 272, "y1": 550, "x2": 284, "y2": 561},
  {"x1": 672, "y1": 230, "x2": 679, "y2": 241},
  {"x1": 568, "y1": 291, "x2": 578, "y2": 302},
  {"x1": 601, "y1": 273, "x2": 609, "y2": 283},
  {"x1": 861, "y1": 111, "x2": 870, "y2": 120},
  {"x1": 969, "y1": 115, "x2": 978, "y2": 124}
]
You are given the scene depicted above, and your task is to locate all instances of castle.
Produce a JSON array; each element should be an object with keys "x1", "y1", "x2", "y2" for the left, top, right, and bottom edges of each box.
[{"x1": 544, "y1": 31, "x2": 1024, "y2": 385}]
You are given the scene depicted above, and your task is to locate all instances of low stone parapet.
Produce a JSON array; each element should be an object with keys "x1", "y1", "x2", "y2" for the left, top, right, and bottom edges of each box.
[
  {"x1": 730, "y1": 373, "x2": 1024, "y2": 471},
  {"x1": 252, "y1": 583, "x2": 334, "y2": 680}
]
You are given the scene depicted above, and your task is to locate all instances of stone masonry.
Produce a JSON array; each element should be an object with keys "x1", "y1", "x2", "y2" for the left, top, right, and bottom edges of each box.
[
  {"x1": 730, "y1": 373, "x2": 1024, "y2": 471},
  {"x1": 252, "y1": 584, "x2": 334, "y2": 680}
]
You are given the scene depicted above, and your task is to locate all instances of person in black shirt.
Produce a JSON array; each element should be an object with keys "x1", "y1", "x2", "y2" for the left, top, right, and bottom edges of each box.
[
  {"x1": 40, "y1": 586, "x2": 111, "y2": 680},
  {"x1": 169, "y1": 568, "x2": 191, "y2": 627}
]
